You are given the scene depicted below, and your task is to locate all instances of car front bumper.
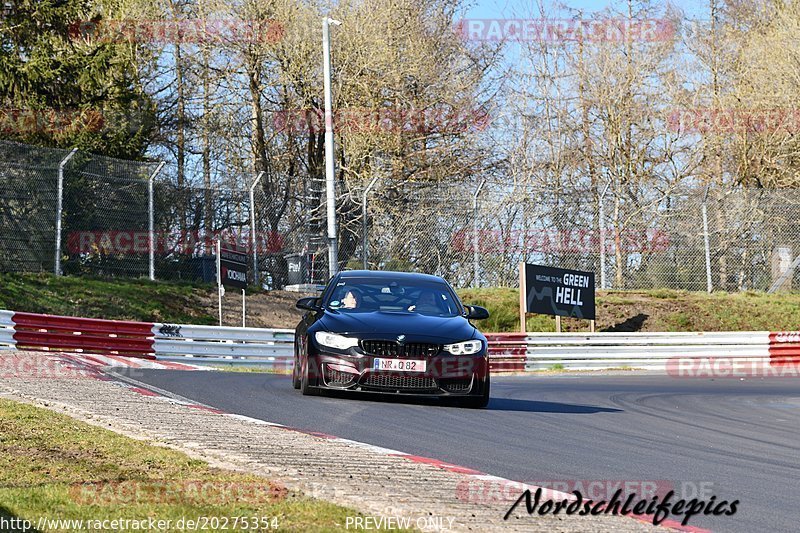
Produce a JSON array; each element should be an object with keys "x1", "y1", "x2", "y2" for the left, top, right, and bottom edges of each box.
[{"x1": 307, "y1": 349, "x2": 489, "y2": 396}]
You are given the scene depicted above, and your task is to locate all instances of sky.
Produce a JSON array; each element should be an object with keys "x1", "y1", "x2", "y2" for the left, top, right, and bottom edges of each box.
[{"x1": 463, "y1": 0, "x2": 707, "y2": 18}]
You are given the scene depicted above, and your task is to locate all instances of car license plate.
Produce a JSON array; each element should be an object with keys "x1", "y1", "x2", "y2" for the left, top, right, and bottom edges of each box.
[{"x1": 373, "y1": 358, "x2": 426, "y2": 372}]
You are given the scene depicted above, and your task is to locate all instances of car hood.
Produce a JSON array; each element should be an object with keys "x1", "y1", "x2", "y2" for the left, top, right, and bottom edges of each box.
[{"x1": 318, "y1": 310, "x2": 477, "y2": 343}]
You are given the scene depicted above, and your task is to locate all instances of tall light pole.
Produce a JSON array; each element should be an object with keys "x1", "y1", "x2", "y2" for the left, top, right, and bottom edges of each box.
[{"x1": 323, "y1": 16, "x2": 341, "y2": 278}]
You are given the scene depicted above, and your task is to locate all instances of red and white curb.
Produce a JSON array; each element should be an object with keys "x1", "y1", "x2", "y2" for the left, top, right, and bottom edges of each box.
[{"x1": 70, "y1": 353, "x2": 210, "y2": 371}]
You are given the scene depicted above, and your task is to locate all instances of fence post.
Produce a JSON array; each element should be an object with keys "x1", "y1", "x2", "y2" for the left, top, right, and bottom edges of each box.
[
  {"x1": 472, "y1": 179, "x2": 487, "y2": 288},
  {"x1": 148, "y1": 161, "x2": 165, "y2": 281},
  {"x1": 598, "y1": 180, "x2": 612, "y2": 290},
  {"x1": 216, "y1": 238, "x2": 222, "y2": 326},
  {"x1": 54, "y1": 148, "x2": 77, "y2": 276},
  {"x1": 362, "y1": 175, "x2": 380, "y2": 270},
  {"x1": 249, "y1": 171, "x2": 265, "y2": 285},
  {"x1": 702, "y1": 185, "x2": 713, "y2": 293}
]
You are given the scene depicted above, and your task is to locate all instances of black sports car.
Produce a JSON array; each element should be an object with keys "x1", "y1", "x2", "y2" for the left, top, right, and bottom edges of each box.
[{"x1": 292, "y1": 270, "x2": 491, "y2": 408}]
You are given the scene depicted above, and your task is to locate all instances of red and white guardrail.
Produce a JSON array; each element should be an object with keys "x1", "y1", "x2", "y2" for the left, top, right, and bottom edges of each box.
[
  {"x1": 489, "y1": 331, "x2": 800, "y2": 371},
  {"x1": 1, "y1": 310, "x2": 798, "y2": 372},
  {"x1": 0, "y1": 310, "x2": 294, "y2": 367},
  {"x1": 0, "y1": 310, "x2": 155, "y2": 357}
]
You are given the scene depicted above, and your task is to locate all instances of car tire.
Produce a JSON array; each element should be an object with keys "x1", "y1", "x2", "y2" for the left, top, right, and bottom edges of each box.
[
  {"x1": 461, "y1": 374, "x2": 490, "y2": 409},
  {"x1": 292, "y1": 343, "x2": 301, "y2": 390},
  {"x1": 300, "y1": 350, "x2": 319, "y2": 396}
]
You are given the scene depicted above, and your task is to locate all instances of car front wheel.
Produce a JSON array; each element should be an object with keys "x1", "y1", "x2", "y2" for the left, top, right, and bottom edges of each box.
[
  {"x1": 300, "y1": 348, "x2": 319, "y2": 396},
  {"x1": 292, "y1": 341, "x2": 301, "y2": 389},
  {"x1": 461, "y1": 373, "x2": 490, "y2": 409}
]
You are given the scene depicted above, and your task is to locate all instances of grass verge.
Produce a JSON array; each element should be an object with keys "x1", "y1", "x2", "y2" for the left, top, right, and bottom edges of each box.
[
  {"x1": 0, "y1": 273, "x2": 216, "y2": 325},
  {"x1": 0, "y1": 399, "x2": 369, "y2": 531},
  {"x1": 2, "y1": 273, "x2": 798, "y2": 333}
]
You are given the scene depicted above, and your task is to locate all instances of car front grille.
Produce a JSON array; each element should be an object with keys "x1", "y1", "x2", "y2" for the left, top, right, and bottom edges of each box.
[
  {"x1": 441, "y1": 378, "x2": 473, "y2": 393},
  {"x1": 361, "y1": 373, "x2": 438, "y2": 391},
  {"x1": 361, "y1": 340, "x2": 440, "y2": 358}
]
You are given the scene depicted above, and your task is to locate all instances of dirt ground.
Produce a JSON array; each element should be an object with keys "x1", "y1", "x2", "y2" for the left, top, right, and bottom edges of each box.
[
  {"x1": 198, "y1": 288, "x2": 799, "y2": 332},
  {"x1": 203, "y1": 290, "x2": 687, "y2": 332},
  {"x1": 584, "y1": 292, "x2": 689, "y2": 333},
  {"x1": 551, "y1": 292, "x2": 736, "y2": 333},
  {"x1": 198, "y1": 289, "x2": 715, "y2": 332},
  {"x1": 196, "y1": 290, "x2": 313, "y2": 329}
]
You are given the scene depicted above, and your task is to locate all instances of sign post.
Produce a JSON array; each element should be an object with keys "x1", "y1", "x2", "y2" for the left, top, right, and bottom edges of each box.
[
  {"x1": 216, "y1": 240, "x2": 223, "y2": 326},
  {"x1": 519, "y1": 262, "x2": 527, "y2": 333},
  {"x1": 519, "y1": 263, "x2": 596, "y2": 333},
  {"x1": 216, "y1": 241, "x2": 249, "y2": 327}
]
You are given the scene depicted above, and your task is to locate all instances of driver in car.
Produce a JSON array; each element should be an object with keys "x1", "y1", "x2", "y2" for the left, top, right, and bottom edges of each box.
[
  {"x1": 410, "y1": 290, "x2": 441, "y2": 314},
  {"x1": 341, "y1": 289, "x2": 362, "y2": 310}
]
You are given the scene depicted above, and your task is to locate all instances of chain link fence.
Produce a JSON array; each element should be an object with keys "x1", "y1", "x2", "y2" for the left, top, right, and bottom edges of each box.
[
  {"x1": 62, "y1": 152, "x2": 160, "y2": 277},
  {"x1": 1, "y1": 140, "x2": 799, "y2": 291},
  {"x1": 0, "y1": 141, "x2": 71, "y2": 272},
  {"x1": 361, "y1": 180, "x2": 800, "y2": 291}
]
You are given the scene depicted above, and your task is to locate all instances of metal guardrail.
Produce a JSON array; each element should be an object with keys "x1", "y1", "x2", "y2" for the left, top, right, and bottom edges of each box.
[
  {"x1": 523, "y1": 332, "x2": 768, "y2": 345},
  {"x1": 151, "y1": 323, "x2": 294, "y2": 367},
  {"x1": 0, "y1": 310, "x2": 154, "y2": 355},
  {"x1": 0, "y1": 310, "x2": 15, "y2": 327},
  {"x1": 480, "y1": 331, "x2": 797, "y2": 371},
  {"x1": 1, "y1": 309, "x2": 797, "y2": 372},
  {"x1": 10, "y1": 312, "x2": 154, "y2": 356},
  {"x1": 0, "y1": 332, "x2": 15, "y2": 349},
  {"x1": 0, "y1": 311, "x2": 15, "y2": 349}
]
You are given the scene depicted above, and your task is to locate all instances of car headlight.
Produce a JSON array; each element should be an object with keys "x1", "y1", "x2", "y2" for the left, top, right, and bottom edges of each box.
[
  {"x1": 443, "y1": 340, "x2": 483, "y2": 355},
  {"x1": 315, "y1": 331, "x2": 359, "y2": 350}
]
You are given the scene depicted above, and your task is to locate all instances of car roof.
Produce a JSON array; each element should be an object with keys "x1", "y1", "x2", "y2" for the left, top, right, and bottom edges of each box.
[{"x1": 337, "y1": 270, "x2": 447, "y2": 284}]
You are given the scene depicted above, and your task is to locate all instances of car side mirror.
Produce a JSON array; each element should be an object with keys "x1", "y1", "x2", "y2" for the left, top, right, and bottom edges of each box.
[
  {"x1": 465, "y1": 305, "x2": 490, "y2": 320},
  {"x1": 296, "y1": 297, "x2": 322, "y2": 312}
]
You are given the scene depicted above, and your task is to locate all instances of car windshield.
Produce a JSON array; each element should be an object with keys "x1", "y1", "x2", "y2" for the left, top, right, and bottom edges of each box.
[{"x1": 325, "y1": 278, "x2": 462, "y2": 317}]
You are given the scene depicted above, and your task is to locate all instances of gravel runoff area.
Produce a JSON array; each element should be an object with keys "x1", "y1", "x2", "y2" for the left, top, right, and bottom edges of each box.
[{"x1": 0, "y1": 350, "x2": 666, "y2": 532}]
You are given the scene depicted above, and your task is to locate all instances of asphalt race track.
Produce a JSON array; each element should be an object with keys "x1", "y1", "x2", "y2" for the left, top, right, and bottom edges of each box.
[{"x1": 114, "y1": 370, "x2": 800, "y2": 533}]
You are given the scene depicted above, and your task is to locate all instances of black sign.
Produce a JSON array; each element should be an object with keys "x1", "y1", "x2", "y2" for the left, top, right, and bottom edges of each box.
[
  {"x1": 219, "y1": 246, "x2": 248, "y2": 289},
  {"x1": 524, "y1": 264, "x2": 596, "y2": 320}
]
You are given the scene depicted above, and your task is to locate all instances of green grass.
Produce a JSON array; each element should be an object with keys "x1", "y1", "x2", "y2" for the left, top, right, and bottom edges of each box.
[
  {"x1": 644, "y1": 289, "x2": 681, "y2": 299},
  {"x1": 457, "y1": 288, "x2": 563, "y2": 332},
  {"x1": 0, "y1": 399, "x2": 374, "y2": 531},
  {"x1": 0, "y1": 273, "x2": 216, "y2": 324},
  {"x1": 666, "y1": 311, "x2": 693, "y2": 330}
]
